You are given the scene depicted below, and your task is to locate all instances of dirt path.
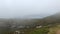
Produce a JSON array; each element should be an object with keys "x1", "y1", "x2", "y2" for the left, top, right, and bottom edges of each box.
[{"x1": 56, "y1": 30, "x2": 60, "y2": 34}]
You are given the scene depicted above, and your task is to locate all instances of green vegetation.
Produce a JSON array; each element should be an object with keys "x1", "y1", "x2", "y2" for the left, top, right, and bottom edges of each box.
[{"x1": 29, "y1": 27, "x2": 49, "y2": 34}]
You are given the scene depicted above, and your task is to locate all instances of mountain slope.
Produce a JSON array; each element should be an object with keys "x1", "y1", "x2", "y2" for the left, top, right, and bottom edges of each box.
[{"x1": 40, "y1": 12, "x2": 60, "y2": 26}]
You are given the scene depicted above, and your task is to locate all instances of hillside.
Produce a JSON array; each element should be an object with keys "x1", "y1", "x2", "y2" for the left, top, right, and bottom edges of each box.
[
  {"x1": 38, "y1": 12, "x2": 60, "y2": 26},
  {"x1": 27, "y1": 12, "x2": 60, "y2": 34},
  {"x1": 0, "y1": 12, "x2": 60, "y2": 34}
]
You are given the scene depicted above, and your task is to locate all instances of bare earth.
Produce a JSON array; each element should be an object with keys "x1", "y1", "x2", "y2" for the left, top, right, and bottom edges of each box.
[{"x1": 56, "y1": 30, "x2": 60, "y2": 34}]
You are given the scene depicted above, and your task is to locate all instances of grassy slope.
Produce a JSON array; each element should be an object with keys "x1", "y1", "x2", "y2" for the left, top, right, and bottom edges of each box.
[
  {"x1": 28, "y1": 27, "x2": 49, "y2": 34},
  {"x1": 27, "y1": 24, "x2": 60, "y2": 34}
]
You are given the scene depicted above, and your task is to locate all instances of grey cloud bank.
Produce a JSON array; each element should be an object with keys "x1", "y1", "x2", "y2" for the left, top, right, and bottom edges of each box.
[{"x1": 0, "y1": 0, "x2": 59, "y2": 18}]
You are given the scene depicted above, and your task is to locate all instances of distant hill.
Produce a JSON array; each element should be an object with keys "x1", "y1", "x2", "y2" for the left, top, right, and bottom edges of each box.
[
  {"x1": 39, "y1": 12, "x2": 60, "y2": 26},
  {"x1": 0, "y1": 12, "x2": 60, "y2": 28}
]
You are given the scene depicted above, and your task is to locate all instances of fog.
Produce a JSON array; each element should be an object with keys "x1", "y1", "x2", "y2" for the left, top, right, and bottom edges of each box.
[{"x1": 0, "y1": 0, "x2": 59, "y2": 18}]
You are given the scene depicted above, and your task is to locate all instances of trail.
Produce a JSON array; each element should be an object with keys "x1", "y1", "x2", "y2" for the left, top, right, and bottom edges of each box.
[{"x1": 56, "y1": 30, "x2": 60, "y2": 34}]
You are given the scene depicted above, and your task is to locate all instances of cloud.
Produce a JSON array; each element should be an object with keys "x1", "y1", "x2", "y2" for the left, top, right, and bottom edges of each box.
[{"x1": 0, "y1": 0, "x2": 59, "y2": 18}]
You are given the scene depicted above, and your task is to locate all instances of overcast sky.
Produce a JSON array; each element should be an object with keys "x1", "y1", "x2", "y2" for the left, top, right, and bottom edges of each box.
[{"x1": 0, "y1": 0, "x2": 60, "y2": 18}]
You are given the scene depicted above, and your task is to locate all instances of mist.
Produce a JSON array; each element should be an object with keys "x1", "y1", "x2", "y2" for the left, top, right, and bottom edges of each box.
[{"x1": 0, "y1": 0, "x2": 59, "y2": 18}]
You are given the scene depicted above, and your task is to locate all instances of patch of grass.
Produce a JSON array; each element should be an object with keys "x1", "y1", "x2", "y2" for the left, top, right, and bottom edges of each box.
[{"x1": 29, "y1": 27, "x2": 49, "y2": 34}]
